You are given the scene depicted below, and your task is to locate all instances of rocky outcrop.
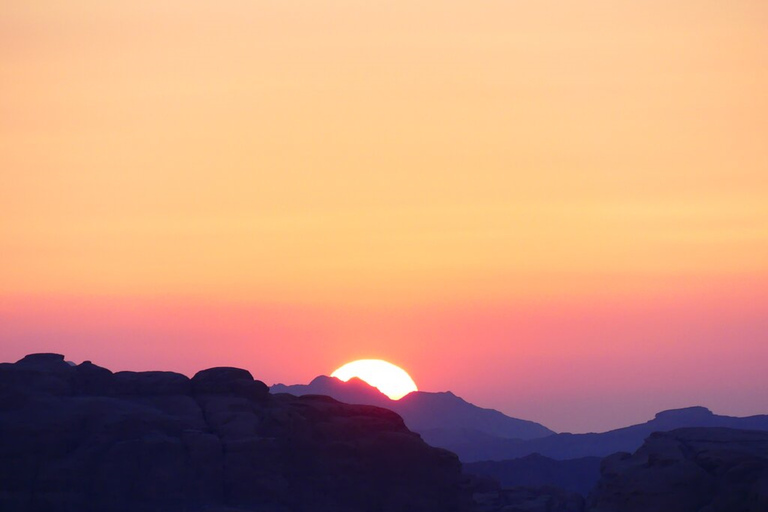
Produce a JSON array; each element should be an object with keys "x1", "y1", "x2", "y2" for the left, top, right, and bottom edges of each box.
[
  {"x1": 0, "y1": 354, "x2": 471, "y2": 512},
  {"x1": 587, "y1": 427, "x2": 768, "y2": 512}
]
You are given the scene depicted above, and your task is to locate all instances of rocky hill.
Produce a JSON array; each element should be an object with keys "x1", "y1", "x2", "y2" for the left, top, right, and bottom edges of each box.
[
  {"x1": 0, "y1": 354, "x2": 472, "y2": 512},
  {"x1": 471, "y1": 427, "x2": 768, "y2": 512},
  {"x1": 445, "y1": 406, "x2": 768, "y2": 462},
  {"x1": 587, "y1": 427, "x2": 768, "y2": 512}
]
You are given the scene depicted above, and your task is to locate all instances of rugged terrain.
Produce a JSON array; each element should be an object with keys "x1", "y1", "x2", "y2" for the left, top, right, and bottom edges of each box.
[
  {"x1": 0, "y1": 354, "x2": 471, "y2": 512},
  {"x1": 272, "y1": 377, "x2": 768, "y2": 463},
  {"x1": 272, "y1": 375, "x2": 553, "y2": 444},
  {"x1": 474, "y1": 407, "x2": 768, "y2": 462},
  {"x1": 588, "y1": 427, "x2": 768, "y2": 512},
  {"x1": 4, "y1": 354, "x2": 768, "y2": 512}
]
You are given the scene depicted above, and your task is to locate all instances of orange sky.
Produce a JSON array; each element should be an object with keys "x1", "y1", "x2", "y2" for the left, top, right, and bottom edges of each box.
[{"x1": 2, "y1": 1, "x2": 767, "y2": 432}]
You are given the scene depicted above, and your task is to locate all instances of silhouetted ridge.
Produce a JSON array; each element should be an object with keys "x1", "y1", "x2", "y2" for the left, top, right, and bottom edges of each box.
[
  {"x1": 442, "y1": 406, "x2": 768, "y2": 462},
  {"x1": 0, "y1": 354, "x2": 471, "y2": 512},
  {"x1": 273, "y1": 378, "x2": 768, "y2": 464},
  {"x1": 653, "y1": 405, "x2": 712, "y2": 420},
  {"x1": 588, "y1": 427, "x2": 768, "y2": 511},
  {"x1": 271, "y1": 375, "x2": 554, "y2": 456}
]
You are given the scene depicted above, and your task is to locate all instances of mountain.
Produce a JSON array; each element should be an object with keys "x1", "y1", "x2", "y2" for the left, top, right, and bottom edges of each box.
[
  {"x1": 0, "y1": 354, "x2": 472, "y2": 512},
  {"x1": 396, "y1": 390, "x2": 553, "y2": 439},
  {"x1": 271, "y1": 376, "x2": 554, "y2": 443},
  {"x1": 458, "y1": 407, "x2": 768, "y2": 499},
  {"x1": 272, "y1": 375, "x2": 393, "y2": 409},
  {"x1": 465, "y1": 454, "x2": 602, "y2": 496},
  {"x1": 587, "y1": 427, "x2": 768, "y2": 512},
  {"x1": 273, "y1": 378, "x2": 768, "y2": 464},
  {"x1": 447, "y1": 406, "x2": 768, "y2": 462}
]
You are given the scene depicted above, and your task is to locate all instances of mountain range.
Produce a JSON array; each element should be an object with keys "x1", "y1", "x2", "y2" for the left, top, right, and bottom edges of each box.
[
  {"x1": 5, "y1": 354, "x2": 768, "y2": 512},
  {"x1": 272, "y1": 377, "x2": 768, "y2": 462},
  {"x1": 449, "y1": 406, "x2": 768, "y2": 461},
  {"x1": 272, "y1": 376, "x2": 553, "y2": 441}
]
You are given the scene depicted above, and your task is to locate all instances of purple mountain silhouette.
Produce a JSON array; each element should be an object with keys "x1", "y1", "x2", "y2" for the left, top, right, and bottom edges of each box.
[
  {"x1": 272, "y1": 378, "x2": 768, "y2": 464},
  {"x1": 422, "y1": 406, "x2": 768, "y2": 462},
  {"x1": 271, "y1": 376, "x2": 554, "y2": 442}
]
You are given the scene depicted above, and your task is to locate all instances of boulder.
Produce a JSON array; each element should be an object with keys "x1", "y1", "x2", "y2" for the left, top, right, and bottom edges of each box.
[{"x1": 192, "y1": 367, "x2": 269, "y2": 399}]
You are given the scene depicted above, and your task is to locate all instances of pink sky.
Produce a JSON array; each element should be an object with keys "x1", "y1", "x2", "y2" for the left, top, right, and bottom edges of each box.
[{"x1": 2, "y1": 279, "x2": 767, "y2": 433}]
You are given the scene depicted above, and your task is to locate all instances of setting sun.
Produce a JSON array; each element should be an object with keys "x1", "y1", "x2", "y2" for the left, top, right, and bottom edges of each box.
[{"x1": 331, "y1": 359, "x2": 418, "y2": 400}]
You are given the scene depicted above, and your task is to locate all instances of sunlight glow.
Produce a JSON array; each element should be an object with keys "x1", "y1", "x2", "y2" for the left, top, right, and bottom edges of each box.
[{"x1": 331, "y1": 359, "x2": 418, "y2": 400}]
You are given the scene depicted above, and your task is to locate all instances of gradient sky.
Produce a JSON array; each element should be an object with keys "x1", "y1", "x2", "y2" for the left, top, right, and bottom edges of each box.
[{"x1": 2, "y1": 1, "x2": 767, "y2": 432}]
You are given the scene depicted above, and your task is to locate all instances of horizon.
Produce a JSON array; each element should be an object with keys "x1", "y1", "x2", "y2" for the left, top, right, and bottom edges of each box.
[
  {"x1": 1, "y1": 345, "x2": 765, "y2": 435},
  {"x1": 1, "y1": 349, "x2": 759, "y2": 435},
  {"x1": 2, "y1": 1, "x2": 768, "y2": 434}
]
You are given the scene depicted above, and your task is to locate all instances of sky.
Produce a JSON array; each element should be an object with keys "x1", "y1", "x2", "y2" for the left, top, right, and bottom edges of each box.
[{"x1": 2, "y1": 1, "x2": 767, "y2": 433}]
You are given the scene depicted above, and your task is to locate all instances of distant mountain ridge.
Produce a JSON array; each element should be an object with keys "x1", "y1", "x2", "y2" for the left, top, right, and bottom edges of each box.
[
  {"x1": 587, "y1": 427, "x2": 768, "y2": 511},
  {"x1": 424, "y1": 406, "x2": 768, "y2": 462},
  {"x1": 272, "y1": 378, "x2": 768, "y2": 463},
  {"x1": 271, "y1": 375, "x2": 554, "y2": 442}
]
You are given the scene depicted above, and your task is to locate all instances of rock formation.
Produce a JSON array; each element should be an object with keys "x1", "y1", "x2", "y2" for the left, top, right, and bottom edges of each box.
[
  {"x1": 0, "y1": 354, "x2": 471, "y2": 512},
  {"x1": 587, "y1": 427, "x2": 768, "y2": 512}
]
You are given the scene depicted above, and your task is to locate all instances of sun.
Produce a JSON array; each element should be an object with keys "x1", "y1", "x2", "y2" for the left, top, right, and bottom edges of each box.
[{"x1": 331, "y1": 359, "x2": 418, "y2": 400}]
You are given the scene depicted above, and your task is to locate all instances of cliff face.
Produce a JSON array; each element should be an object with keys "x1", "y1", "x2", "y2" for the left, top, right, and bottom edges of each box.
[
  {"x1": 0, "y1": 354, "x2": 471, "y2": 512},
  {"x1": 587, "y1": 427, "x2": 768, "y2": 512}
]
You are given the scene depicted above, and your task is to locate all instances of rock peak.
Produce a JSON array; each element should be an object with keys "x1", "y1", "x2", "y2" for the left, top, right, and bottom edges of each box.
[
  {"x1": 654, "y1": 406, "x2": 713, "y2": 420},
  {"x1": 17, "y1": 353, "x2": 65, "y2": 364}
]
